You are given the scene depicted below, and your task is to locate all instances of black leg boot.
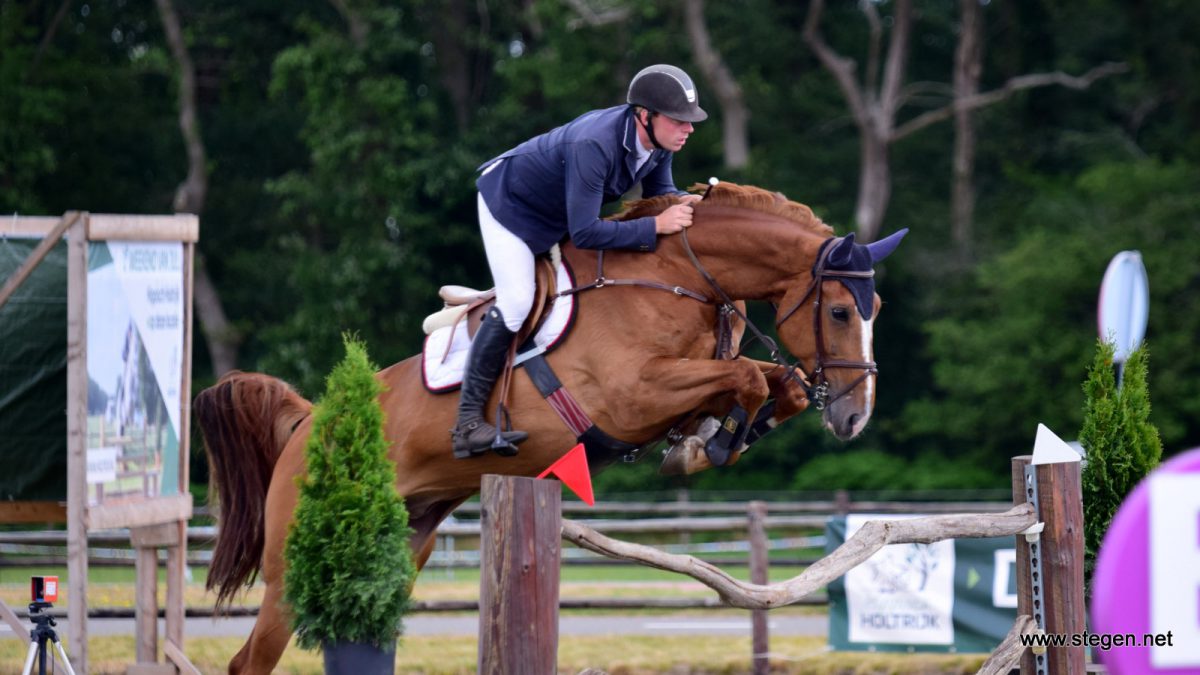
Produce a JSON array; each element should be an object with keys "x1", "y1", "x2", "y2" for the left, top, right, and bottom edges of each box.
[{"x1": 451, "y1": 308, "x2": 529, "y2": 459}]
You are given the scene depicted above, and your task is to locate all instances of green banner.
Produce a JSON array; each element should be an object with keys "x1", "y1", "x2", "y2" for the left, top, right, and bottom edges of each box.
[
  {"x1": 827, "y1": 514, "x2": 1018, "y2": 653},
  {"x1": 0, "y1": 238, "x2": 68, "y2": 500}
]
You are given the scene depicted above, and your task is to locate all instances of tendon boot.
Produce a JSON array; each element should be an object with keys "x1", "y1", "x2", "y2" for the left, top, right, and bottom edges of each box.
[
  {"x1": 451, "y1": 308, "x2": 529, "y2": 459},
  {"x1": 703, "y1": 405, "x2": 750, "y2": 467}
]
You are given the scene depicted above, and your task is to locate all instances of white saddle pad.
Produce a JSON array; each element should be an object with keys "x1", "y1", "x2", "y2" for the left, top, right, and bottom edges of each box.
[{"x1": 421, "y1": 261, "x2": 577, "y2": 393}]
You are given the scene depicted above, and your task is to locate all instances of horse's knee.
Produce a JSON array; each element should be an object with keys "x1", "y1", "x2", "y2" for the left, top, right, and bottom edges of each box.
[{"x1": 734, "y1": 360, "x2": 770, "y2": 406}]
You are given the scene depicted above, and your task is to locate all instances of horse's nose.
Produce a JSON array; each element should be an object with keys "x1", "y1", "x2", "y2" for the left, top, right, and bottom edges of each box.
[{"x1": 847, "y1": 413, "x2": 861, "y2": 430}]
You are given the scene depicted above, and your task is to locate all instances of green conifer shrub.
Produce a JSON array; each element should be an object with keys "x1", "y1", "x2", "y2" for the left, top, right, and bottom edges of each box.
[
  {"x1": 1080, "y1": 340, "x2": 1162, "y2": 592},
  {"x1": 284, "y1": 335, "x2": 415, "y2": 650}
]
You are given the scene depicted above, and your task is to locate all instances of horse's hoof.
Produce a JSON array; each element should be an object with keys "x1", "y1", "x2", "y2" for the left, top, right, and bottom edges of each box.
[
  {"x1": 658, "y1": 436, "x2": 706, "y2": 475},
  {"x1": 658, "y1": 417, "x2": 721, "y2": 475}
]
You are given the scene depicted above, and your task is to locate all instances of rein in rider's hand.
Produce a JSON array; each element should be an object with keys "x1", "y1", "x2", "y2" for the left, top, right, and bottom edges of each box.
[{"x1": 655, "y1": 202, "x2": 695, "y2": 234}]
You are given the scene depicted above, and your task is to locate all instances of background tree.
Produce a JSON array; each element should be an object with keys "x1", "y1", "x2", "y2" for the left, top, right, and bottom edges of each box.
[
  {"x1": 3, "y1": 0, "x2": 1198, "y2": 494},
  {"x1": 803, "y1": 0, "x2": 1125, "y2": 242},
  {"x1": 155, "y1": 0, "x2": 242, "y2": 378},
  {"x1": 683, "y1": 0, "x2": 749, "y2": 169}
]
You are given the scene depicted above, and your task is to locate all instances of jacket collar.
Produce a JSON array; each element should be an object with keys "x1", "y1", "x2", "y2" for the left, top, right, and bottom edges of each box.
[
  {"x1": 622, "y1": 106, "x2": 659, "y2": 179},
  {"x1": 622, "y1": 107, "x2": 639, "y2": 177}
]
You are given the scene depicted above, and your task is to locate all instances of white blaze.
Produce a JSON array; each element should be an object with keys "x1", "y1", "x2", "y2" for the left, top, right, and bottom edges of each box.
[{"x1": 853, "y1": 316, "x2": 875, "y2": 436}]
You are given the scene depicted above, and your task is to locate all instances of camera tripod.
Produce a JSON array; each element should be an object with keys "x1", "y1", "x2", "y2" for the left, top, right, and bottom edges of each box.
[{"x1": 21, "y1": 602, "x2": 76, "y2": 675}]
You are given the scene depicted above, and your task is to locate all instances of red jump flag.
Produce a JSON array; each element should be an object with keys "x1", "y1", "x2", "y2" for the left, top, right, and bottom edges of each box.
[{"x1": 536, "y1": 443, "x2": 594, "y2": 506}]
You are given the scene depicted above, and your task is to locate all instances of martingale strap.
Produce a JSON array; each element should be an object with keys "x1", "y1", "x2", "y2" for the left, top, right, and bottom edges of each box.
[
  {"x1": 520, "y1": 349, "x2": 642, "y2": 470},
  {"x1": 556, "y1": 250, "x2": 711, "y2": 303}
]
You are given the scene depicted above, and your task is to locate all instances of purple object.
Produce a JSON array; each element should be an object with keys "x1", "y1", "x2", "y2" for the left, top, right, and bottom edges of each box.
[{"x1": 1091, "y1": 447, "x2": 1200, "y2": 674}]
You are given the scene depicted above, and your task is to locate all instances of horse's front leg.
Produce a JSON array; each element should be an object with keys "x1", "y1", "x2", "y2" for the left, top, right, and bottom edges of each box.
[
  {"x1": 618, "y1": 355, "x2": 771, "y2": 427},
  {"x1": 615, "y1": 356, "x2": 769, "y2": 475}
]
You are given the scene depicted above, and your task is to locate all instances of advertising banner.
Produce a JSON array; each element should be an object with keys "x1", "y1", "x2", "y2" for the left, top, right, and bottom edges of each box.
[
  {"x1": 85, "y1": 241, "x2": 184, "y2": 506},
  {"x1": 827, "y1": 514, "x2": 1018, "y2": 653}
]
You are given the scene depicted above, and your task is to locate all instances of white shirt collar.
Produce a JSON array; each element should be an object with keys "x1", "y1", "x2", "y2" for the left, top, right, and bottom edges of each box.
[{"x1": 634, "y1": 134, "x2": 652, "y2": 172}]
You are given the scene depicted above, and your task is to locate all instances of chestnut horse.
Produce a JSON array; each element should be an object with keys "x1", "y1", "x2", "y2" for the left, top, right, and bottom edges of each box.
[{"x1": 193, "y1": 183, "x2": 905, "y2": 673}]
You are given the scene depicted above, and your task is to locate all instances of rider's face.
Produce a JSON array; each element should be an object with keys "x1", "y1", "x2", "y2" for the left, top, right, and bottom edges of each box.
[{"x1": 644, "y1": 111, "x2": 694, "y2": 152}]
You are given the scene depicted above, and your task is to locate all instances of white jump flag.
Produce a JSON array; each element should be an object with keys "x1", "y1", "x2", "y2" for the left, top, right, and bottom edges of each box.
[{"x1": 1031, "y1": 424, "x2": 1082, "y2": 465}]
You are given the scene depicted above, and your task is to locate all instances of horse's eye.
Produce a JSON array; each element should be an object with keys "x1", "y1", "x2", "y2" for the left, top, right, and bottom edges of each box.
[{"x1": 831, "y1": 307, "x2": 850, "y2": 322}]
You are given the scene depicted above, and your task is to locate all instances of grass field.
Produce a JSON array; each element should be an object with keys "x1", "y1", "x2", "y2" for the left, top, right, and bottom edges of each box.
[
  {"x1": 0, "y1": 568, "x2": 995, "y2": 674},
  {"x1": 0, "y1": 564, "x2": 822, "y2": 607},
  {"x1": 0, "y1": 634, "x2": 991, "y2": 674}
]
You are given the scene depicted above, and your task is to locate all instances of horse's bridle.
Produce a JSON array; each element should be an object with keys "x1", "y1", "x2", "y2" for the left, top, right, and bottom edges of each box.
[
  {"x1": 559, "y1": 223, "x2": 878, "y2": 411},
  {"x1": 771, "y1": 237, "x2": 878, "y2": 410},
  {"x1": 674, "y1": 229, "x2": 878, "y2": 410}
]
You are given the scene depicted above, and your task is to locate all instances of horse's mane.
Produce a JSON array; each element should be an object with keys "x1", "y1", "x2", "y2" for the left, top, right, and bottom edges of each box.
[{"x1": 613, "y1": 182, "x2": 834, "y2": 237}]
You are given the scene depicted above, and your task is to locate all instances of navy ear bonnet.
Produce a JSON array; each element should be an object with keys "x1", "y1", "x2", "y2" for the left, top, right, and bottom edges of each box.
[{"x1": 816, "y1": 228, "x2": 908, "y2": 320}]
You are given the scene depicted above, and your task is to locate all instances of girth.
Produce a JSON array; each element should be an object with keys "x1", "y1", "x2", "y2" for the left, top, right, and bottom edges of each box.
[{"x1": 519, "y1": 347, "x2": 642, "y2": 471}]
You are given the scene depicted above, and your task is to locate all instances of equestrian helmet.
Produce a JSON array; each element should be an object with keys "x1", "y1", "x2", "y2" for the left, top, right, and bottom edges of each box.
[{"x1": 627, "y1": 64, "x2": 708, "y2": 123}]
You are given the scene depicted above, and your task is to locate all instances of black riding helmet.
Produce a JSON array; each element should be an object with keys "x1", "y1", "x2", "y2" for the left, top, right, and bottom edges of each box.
[{"x1": 627, "y1": 64, "x2": 706, "y2": 150}]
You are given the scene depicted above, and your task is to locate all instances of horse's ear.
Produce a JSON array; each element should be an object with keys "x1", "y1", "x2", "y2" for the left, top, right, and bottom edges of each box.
[
  {"x1": 866, "y1": 228, "x2": 908, "y2": 263},
  {"x1": 827, "y1": 233, "x2": 856, "y2": 267}
]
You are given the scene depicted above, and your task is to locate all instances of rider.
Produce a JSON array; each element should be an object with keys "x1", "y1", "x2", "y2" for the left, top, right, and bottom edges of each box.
[{"x1": 452, "y1": 64, "x2": 708, "y2": 459}]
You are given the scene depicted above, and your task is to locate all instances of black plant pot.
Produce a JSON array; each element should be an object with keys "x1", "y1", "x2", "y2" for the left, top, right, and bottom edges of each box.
[{"x1": 323, "y1": 640, "x2": 396, "y2": 675}]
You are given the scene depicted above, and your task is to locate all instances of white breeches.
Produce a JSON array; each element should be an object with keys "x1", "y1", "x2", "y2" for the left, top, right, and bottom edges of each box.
[{"x1": 478, "y1": 192, "x2": 535, "y2": 331}]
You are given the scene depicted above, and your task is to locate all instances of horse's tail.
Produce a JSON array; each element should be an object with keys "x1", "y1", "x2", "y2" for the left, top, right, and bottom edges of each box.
[{"x1": 193, "y1": 370, "x2": 312, "y2": 610}]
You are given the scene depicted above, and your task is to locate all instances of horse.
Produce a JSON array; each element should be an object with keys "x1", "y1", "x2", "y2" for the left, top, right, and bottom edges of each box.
[{"x1": 193, "y1": 182, "x2": 906, "y2": 673}]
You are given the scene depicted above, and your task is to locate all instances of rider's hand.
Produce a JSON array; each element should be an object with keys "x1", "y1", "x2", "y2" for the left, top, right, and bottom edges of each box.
[
  {"x1": 655, "y1": 203, "x2": 694, "y2": 234},
  {"x1": 677, "y1": 194, "x2": 703, "y2": 204}
]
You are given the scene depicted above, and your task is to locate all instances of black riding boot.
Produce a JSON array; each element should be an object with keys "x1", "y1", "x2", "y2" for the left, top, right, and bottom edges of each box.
[{"x1": 451, "y1": 308, "x2": 529, "y2": 459}]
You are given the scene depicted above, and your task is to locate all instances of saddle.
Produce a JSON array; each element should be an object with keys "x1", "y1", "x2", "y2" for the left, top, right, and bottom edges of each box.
[{"x1": 422, "y1": 252, "x2": 561, "y2": 351}]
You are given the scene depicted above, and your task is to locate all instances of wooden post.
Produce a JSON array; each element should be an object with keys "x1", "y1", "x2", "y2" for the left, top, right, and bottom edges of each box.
[
  {"x1": 166, "y1": 239, "x2": 195, "y2": 666},
  {"x1": 834, "y1": 489, "x2": 851, "y2": 516},
  {"x1": 478, "y1": 475, "x2": 561, "y2": 675},
  {"x1": 166, "y1": 521, "x2": 186, "y2": 648},
  {"x1": 747, "y1": 500, "x2": 769, "y2": 675},
  {"x1": 134, "y1": 546, "x2": 159, "y2": 663},
  {"x1": 676, "y1": 488, "x2": 691, "y2": 547},
  {"x1": 65, "y1": 213, "x2": 89, "y2": 674},
  {"x1": 1012, "y1": 456, "x2": 1085, "y2": 675},
  {"x1": 130, "y1": 523, "x2": 181, "y2": 675}
]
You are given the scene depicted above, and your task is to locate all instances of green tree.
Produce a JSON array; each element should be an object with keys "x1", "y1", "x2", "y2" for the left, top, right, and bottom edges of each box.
[
  {"x1": 895, "y1": 160, "x2": 1200, "y2": 482},
  {"x1": 284, "y1": 335, "x2": 414, "y2": 649},
  {"x1": 1079, "y1": 340, "x2": 1161, "y2": 590},
  {"x1": 251, "y1": 2, "x2": 497, "y2": 395}
]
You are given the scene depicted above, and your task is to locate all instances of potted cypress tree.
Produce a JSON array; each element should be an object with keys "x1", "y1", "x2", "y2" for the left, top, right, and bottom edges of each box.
[
  {"x1": 1080, "y1": 339, "x2": 1162, "y2": 598},
  {"x1": 284, "y1": 335, "x2": 415, "y2": 673}
]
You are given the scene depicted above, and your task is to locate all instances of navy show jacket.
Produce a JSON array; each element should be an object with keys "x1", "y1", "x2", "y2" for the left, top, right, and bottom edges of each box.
[{"x1": 476, "y1": 105, "x2": 687, "y2": 255}]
